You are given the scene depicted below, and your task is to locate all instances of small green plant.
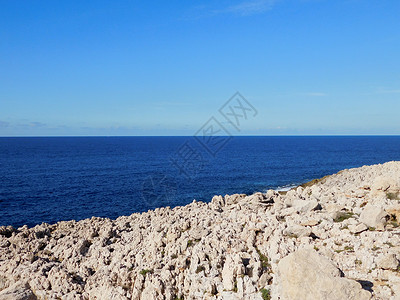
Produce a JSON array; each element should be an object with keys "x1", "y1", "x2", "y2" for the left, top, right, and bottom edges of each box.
[
  {"x1": 372, "y1": 246, "x2": 380, "y2": 251},
  {"x1": 195, "y1": 266, "x2": 205, "y2": 274},
  {"x1": 344, "y1": 246, "x2": 354, "y2": 252},
  {"x1": 260, "y1": 288, "x2": 271, "y2": 300},
  {"x1": 368, "y1": 227, "x2": 376, "y2": 231},
  {"x1": 387, "y1": 192, "x2": 400, "y2": 200},
  {"x1": 355, "y1": 259, "x2": 362, "y2": 265},
  {"x1": 186, "y1": 239, "x2": 200, "y2": 247},
  {"x1": 334, "y1": 211, "x2": 354, "y2": 223},
  {"x1": 139, "y1": 269, "x2": 152, "y2": 276},
  {"x1": 256, "y1": 248, "x2": 271, "y2": 271},
  {"x1": 287, "y1": 233, "x2": 298, "y2": 239},
  {"x1": 171, "y1": 254, "x2": 178, "y2": 259},
  {"x1": 233, "y1": 278, "x2": 238, "y2": 293},
  {"x1": 384, "y1": 242, "x2": 394, "y2": 247},
  {"x1": 314, "y1": 246, "x2": 319, "y2": 251}
]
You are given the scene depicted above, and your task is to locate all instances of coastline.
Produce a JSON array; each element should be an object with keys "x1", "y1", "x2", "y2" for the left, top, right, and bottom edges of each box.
[{"x1": 1, "y1": 161, "x2": 400, "y2": 299}]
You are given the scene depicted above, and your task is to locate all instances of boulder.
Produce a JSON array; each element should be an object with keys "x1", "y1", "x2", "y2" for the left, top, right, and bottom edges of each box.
[
  {"x1": 283, "y1": 225, "x2": 312, "y2": 238},
  {"x1": 0, "y1": 281, "x2": 37, "y2": 300},
  {"x1": 277, "y1": 249, "x2": 371, "y2": 300},
  {"x1": 371, "y1": 176, "x2": 398, "y2": 192},
  {"x1": 292, "y1": 199, "x2": 321, "y2": 213},
  {"x1": 377, "y1": 254, "x2": 399, "y2": 270},
  {"x1": 224, "y1": 194, "x2": 246, "y2": 206},
  {"x1": 348, "y1": 223, "x2": 368, "y2": 234},
  {"x1": 359, "y1": 204, "x2": 388, "y2": 231},
  {"x1": 246, "y1": 191, "x2": 279, "y2": 205},
  {"x1": 300, "y1": 219, "x2": 320, "y2": 227}
]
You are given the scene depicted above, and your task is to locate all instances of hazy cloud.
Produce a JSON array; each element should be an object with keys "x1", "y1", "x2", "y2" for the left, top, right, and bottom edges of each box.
[
  {"x1": 0, "y1": 121, "x2": 9, "y2": 128},
  {"x1": 29, "y1": 122, "x2": 46, "y2": 127},
  {"x1": 185, "y1": 0, "x2": 279, "y2": 20},
  {"x1": 303, "y1": 92, "x2": 328, "y2": 97},
  {"x1": 221, "y1": 0, "x2": 280, "y2": 16},
  {"x1": 376, "y1": 89, "x2": 400, "y2": 94}
]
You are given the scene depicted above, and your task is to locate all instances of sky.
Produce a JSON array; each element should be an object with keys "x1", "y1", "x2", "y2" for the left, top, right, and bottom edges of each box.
[{"x1": 0, "y1": 0, "x2": 399, "y2": 136}]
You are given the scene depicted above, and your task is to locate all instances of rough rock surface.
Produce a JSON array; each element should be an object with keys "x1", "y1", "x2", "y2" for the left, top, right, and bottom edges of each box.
[
  {"x1": 1, "y1": 161, "x2": 400, "y2": 299},
  {"x1": 277, "y1": 249, "x2": 371, "y2": 300}
]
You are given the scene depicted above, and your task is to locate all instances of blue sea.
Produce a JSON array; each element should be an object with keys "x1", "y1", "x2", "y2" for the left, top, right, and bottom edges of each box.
[{"x1": 1, "y1": 136, "x2": 400, "y2": 227}]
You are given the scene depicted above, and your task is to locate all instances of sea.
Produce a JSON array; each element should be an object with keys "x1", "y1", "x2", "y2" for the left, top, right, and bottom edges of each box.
[{"x1": 1, "y1": 136, "x2": 400, "y2": 227}]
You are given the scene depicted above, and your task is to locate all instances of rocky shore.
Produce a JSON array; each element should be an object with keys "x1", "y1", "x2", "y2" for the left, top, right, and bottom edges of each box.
[{"x1": 1, "y1": 162, "x2": 400, "y2": 300}]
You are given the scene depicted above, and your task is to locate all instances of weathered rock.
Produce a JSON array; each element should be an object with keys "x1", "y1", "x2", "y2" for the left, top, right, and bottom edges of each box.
[
  {"x1": 348, "y1": 223, "x2": 368, "y2": 234},
  {"x1": 277, "y1": 249, "x2": 371, "y2": 300},
  {"x1": 371, "y1": 176, "x2": 399, "y2": 192},
  {"x1": 359, "y1": 204, "x2": 388, "y2": 230},
  {"x1": 292, "y1": 199, "x2": 321, "y2": 213},
  {"x1": 0, "y1": 282, "x2": 37, "y2": 300},
  {"x1": 387, "y1": 205, "x2": 400, "y2": 222},
  {"x1": 0, "y1": 226, "x2": 15, "y2": 238},
  {"x1": 283, "y1": 225, "x2": 312, "y2": 238},
  {"x1": 377, "y1": 254, "x2": 399, "y2": 270},
  {"x1": 300, "y1": 219, "x2": 320, "y2": 227}
]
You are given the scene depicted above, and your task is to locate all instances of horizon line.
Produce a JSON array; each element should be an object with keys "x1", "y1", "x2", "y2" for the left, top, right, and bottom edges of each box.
[{"x1": 1, "y1": 134, "x2": 400, "y2": 138}]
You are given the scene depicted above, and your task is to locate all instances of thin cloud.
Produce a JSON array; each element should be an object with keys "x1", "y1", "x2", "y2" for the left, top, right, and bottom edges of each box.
[
  {"x1": 222, "y1": 0, "x2": 280, "y2": 16},
  {"x1": 376, "y1": 89, "x2": 400, "y2": 94},
  {"x1": 0, "y1": 121, "x2": 9, "y2": 128},
  {"x1": 304, "y1": 92, "x2": 328, "y2": 97},
  {"x1": 155, "y1": 101, "x2": 191, "y2": 106},
  {"x1": 29, "y1": 122, "x2": 46, "y2": 127},
  {"x1": 184, "y1": 0, "x2": 279, "y2": 19}
]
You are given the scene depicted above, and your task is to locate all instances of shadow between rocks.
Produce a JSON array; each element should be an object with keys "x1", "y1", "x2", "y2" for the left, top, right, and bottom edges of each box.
[{"x1": 357, "y1": 280, "x2": 374, "y2": 293}]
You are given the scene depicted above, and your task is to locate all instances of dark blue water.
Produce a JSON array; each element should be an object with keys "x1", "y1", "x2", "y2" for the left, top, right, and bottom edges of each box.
[{"x1": 1, "y1": 136, "x2": 400, "y2": 227}]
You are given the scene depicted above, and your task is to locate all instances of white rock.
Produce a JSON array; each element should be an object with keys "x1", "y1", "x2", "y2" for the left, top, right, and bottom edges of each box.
[
  {"x1": 283, "y1": 225, "x2": 312, "y2": 238},
  {"x1": 377, "y1": 254, "x2": 399, "y2": 270},
  {"x1": 348, "y1": 223, "x2": 368, "y2": 234},
  {"x1": 277, "y1": 249, "x2": 371, "y2": 300},
  {"x1": 0, "y1": 281, "x2": 36, "y2": 300},
  {"x1": 359, "y1": 204, "x2": 388, "y2": 230},
  {"x1": 292, "y1": 199, "x2": 321, "y2": 213}
]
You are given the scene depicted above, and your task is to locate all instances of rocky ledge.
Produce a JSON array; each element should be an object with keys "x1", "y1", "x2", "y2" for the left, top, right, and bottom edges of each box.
[{"x1": 1, "y1": 162, "x2": 400, "y2": 300}]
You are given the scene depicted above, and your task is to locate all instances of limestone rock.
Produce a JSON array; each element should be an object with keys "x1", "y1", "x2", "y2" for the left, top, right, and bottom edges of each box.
[
  {"x1": 283, "y1": 225, "x2": 312, "y2": 238},
  {"x1": 277, "y1": 249, "x2": 371, "y2": 300},
  {"x1": 292, "y1": 199, "x2": 321, "y2": 213},
  {"x1": 300, "y1": 219, "x2": 319, "y2": 227},
  {"x1": 359, "y1": 204, "x2": 388, "y2": 230},
  {"x1": 348, "y1": 223, "x2": 368, "y2": 234},
  {"x1": 0, "y1": 282, "x2": 37, "y2": 300},
  {"x1": 371, "y1": 176, "x2": 398, "y2": 192},
  {"x1": 377, "y1": 254, "x2": 399, "y2": 270}
]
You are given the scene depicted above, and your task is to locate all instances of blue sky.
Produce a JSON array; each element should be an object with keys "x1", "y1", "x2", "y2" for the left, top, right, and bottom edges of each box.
[{"x1": 1, "y1": 0, "x2": 399, "y2": 136}]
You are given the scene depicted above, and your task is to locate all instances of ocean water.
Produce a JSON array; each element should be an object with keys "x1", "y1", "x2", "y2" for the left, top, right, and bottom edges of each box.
[{"x1": 1, "y1": 136, "x2": 400, "y2": 227}]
